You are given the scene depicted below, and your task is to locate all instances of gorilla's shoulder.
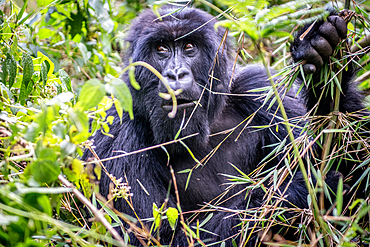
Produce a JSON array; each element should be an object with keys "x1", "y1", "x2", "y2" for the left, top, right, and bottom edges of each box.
[
  {"x1": 231, "y1": 64, "x2": 272, "y2": 93},
  {"x1": 231, "y1": 64, "x2": 306, "y2": 117}
]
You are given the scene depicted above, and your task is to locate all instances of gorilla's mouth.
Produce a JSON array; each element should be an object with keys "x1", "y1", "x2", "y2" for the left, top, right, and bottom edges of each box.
[{"x1": 162, "y1": 99, "x2": 196, "y2": 111}]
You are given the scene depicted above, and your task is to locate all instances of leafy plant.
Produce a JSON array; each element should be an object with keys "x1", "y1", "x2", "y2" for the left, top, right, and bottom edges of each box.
[{"x1": 0, "y1": 0, "x2": 145, "y2": 245}]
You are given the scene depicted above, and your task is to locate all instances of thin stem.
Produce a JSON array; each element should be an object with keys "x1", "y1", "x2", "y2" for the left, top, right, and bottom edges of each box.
[
  {"x1": 344, "y1": 0, "x2": 351, "y2": 10},
  {"x1": 120, "y1": 61, "x2": 178, "y2": 118},
  {"x1": 320, "y1": 70, "x2": 342, "y2": 174},
  {"x1": 319, "y1": 36, "x2": 346, "y2": 218},
  {"x1": 256, "y1": 43, "x2": 330, "y2": 246}
]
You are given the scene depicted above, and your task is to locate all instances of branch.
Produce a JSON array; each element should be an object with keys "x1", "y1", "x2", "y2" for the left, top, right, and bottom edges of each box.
[{"x1": 351, "y1": 35, "x2": 370, "y2": 53}]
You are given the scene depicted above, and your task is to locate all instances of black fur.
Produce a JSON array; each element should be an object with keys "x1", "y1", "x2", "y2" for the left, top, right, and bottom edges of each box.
[{"x1": 83, "y1": 6, "x2": 367, "y2": 246}]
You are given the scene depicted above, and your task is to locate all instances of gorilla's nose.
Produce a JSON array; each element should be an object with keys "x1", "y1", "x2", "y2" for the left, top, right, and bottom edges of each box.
[{"x1": 162, "y1": 67, "x2": 193, "y2": 91}]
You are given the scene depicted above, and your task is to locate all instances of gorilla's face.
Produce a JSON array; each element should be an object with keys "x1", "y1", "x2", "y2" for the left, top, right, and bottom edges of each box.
[
  {"x1": 151, "y1": 38, "x2": 210, "y2": 148},
  {"x1": 139, "y1": 39, "x2": 212, "y2": 151},
  {"x1": 126, "y1": 8, "x2": 231, "y2": 150},
  {"x1": 158, "y1": 40, "x2": 201, "y2": 113}
]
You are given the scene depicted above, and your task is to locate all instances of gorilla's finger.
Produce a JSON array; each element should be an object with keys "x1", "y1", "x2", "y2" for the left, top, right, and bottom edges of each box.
[
  {"x1": 303, "y1": 64, "x2": 316, "y2": 74},
  {"x1": 311, "y1": 36, "x2": 333, "y2": 58},
  {"x1": 328, "y1": 15, "x2": 347, "y2": 39},
  {"x1": 319, "y1": 22, "x2": 340, "y2": 47},
  {"x1": 304, "y1": 46, "x2": 324, "y2": 69}
]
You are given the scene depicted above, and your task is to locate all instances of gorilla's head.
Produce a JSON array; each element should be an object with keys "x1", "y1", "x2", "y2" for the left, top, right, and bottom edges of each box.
[{"x1": 124, "y1": 6, "x2": 232, "y2": 151}]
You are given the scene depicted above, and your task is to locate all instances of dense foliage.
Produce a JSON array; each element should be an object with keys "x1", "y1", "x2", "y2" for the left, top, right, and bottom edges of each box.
[{"x1": 0, "y1": 0, "x2": 369, "y2": 246}]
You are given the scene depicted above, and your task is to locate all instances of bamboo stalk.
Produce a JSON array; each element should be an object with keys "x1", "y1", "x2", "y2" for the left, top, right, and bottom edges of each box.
[{"x1": 255, "y1": 44, "x2": 331, "y2": 247}]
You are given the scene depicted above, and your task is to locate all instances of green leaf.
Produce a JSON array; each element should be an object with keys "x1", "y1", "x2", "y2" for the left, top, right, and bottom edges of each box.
[
  {"x1": 40, "y1": 60, "x2": 48, "y2": 86},
  {"x1": 52, "y1": 122, "x2": 66, "y2": 139},
  {"x1": 19, "y1": 53, "x2": 34, "y2": 103},
  {"x1": 36, "y1": 194, "x2": 52, "y2": 216},
  {"x1": 2, "y1": 53, "x2": 16, "y2": 89},
  {"x1": 36, "y1": 0, "x2": 54, "y2": 7},
  {"x1": 105, "y1": 78, "x2": 133, "y2": 119},
  {"x1": 16, "y1": 0, "x2": 28, "y2": 22},
  {"x1": 153, "y1": 203, "x2": 160, "y2": 230},
  {"x1": 78, "y1": 79, "x2": 105, "y2": 111},
  {"x1": 166, "y1": 207, "x2": 178, "y2": 231},
  {"x1": 59, "y1": 69, "x2": 72, "y2": 92},
  {"x1": 37, "y1": 51, "x2": 54, "y2": 76},
  {"x1": 1, "y1": 55, "x2": 8, "y2": 85},
  {"x1": 21, "y1": 53, "x2": 33, "y2": 87},
  {"x1": 6, "y1": 54, "x2": 16, "y2": 88},
  {"x1": 11, "y1": 35, "x2": 18, "y2": 55},
  {"x1": 113, "y1": 99, "x2": 124, "y2": 123},
  {"x1": 0, "y1": 81, "x2": 13, "y2": 100},
  {"x1": 31, "y1": 147, "x2": 60, "y2": 183},
  {"x1": 68, "y1": 11, "x2": 85, "y2": 39},
  {"x1": 23, "y1": 123, "x2": 40, "y2": 142},
  {"x1": 38, "y1": 28, "x2": 54, "y2": 40},
  {"x1": 19, "y1": 80, "x2": 34, "y2": 104},
  {"x1": 68, "y1": 108, "x2": 89, "y2": 142},
  {"x1": 18, "y1": 9, "x2": 36, "y2": 26},
  {"x1": 54, "y1": 82, "x2": 62, "y2": 94},
  {"x1": 77, "y1": 43, "x2": 91, "y2": 64},
  {"x1": 107, "y1": 115, "x2": 114, "y2": 124},
  {"x1": 36, "y1": 106, "x2": 54, "y2": 134},
  {"x1": 199, "y1": 213, "x2": 213, "y2": 228}
]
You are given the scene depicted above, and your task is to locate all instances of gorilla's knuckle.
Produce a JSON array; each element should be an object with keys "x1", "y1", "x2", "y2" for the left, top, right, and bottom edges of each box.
[
  {"x1": 311, "y1": 36, "x2": 333, "y2": 58},
  {"x1": 328, "y1": 15, "x2": 348, "y2": 39},
  {"x1": 302, "y1": 46, "x2": 323, "y2": 68},
  {"x1": 319, "y1": 22, "x2": 340, "y2": 46}
]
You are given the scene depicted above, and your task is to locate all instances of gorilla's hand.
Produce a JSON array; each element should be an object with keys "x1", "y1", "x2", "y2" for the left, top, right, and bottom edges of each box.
[{"x1": 291, "y1": 14, "x2": 347, "y2": 74}]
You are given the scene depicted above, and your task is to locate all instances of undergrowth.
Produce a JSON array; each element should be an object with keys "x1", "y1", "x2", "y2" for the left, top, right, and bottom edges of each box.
[{"x1": 0, "y1": 0, "x2": 370, "y2": 246}]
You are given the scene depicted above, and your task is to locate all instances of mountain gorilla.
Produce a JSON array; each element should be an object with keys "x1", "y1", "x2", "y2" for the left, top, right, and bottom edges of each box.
[{"x1": 83, "y1": 5, "x2": 368, "y2": 246}]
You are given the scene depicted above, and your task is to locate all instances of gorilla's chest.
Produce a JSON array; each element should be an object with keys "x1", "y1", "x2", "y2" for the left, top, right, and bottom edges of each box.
[{"x1": 170, "y1": 126, "x2": 266, "y2": 210}]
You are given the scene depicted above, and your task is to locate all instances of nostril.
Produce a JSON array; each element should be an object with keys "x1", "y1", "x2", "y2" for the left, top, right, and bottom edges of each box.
[
  {"x1": 168, "y1": 74, "x2": 176, "y2": 81},
  {"x1": 178, "y1": 71, "x2": 189, "y2": 80}
]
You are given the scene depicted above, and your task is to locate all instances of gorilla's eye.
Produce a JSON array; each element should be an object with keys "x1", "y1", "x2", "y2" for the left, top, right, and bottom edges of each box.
[
  {"x1": 157, "y1": 45, "x2": 169, "y2": 53},
  {"x1": 184, "y1": 42, "x2": 195, "y2": 51}
]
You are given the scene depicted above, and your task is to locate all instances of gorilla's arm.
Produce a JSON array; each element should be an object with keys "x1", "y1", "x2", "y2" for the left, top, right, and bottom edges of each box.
[{"x1": 291, "y1": 13, "x2": 370, "y2": 191}]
